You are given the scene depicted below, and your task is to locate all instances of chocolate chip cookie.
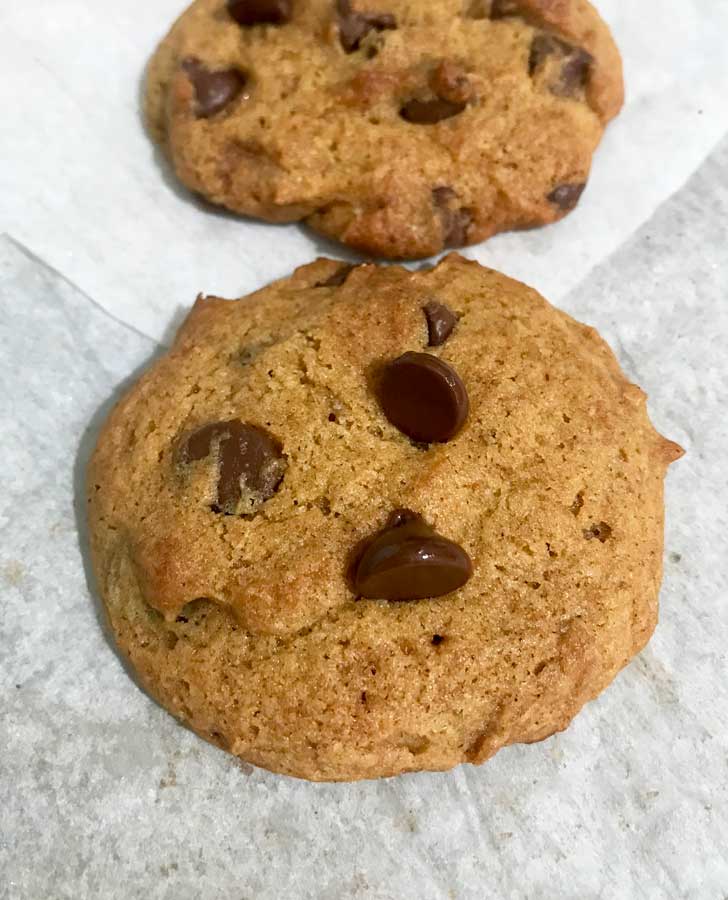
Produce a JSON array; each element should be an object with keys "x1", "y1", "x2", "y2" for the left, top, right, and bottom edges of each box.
[
  {"x1": 87, "y1": 255, "x2": 681, "y2": 781},
  {"x1": 146, "y1": 0, "x2": 623, "y2": 258}
]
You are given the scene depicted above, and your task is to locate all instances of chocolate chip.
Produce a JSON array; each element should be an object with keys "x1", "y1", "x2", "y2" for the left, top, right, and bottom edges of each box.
[
  {"x1": 446, "y1": 208, "x2": 471, "y2": 244},
  {"x1": 557, "y1": 47, "x2": 592, "y2": 95},
  {"x1": 400, "y1": 61, "x2": 472, "y2": 126},
  {"x1": 182, "y1": 60, "x2": 246, "y2": 118},
  {"x1": 423, "y1": 301, "x2": 458, "y2": 347},
  {"x1": 430, "y1": 60, "x2": 474, "y2": 105},
  {"x1": 379, "y1": 352, "x2": 469, "y2": 443},
  {"x1": 432, "y1": 187, "x2": 472, "y2": 247},
  {"x1": 529, "y1": 34, "x2": 559, "y2": 75},
  {"x1": 337, "y1": 0, "x2": 396, "y2": 53},
  {"x1": 227, "y1": 0, "x2": 293, "y2": 26},
  {"x1": 388, "y1": 508, "x2": 420, "y2": 528},
  {"x1": 547, "y1": 183, "x2": 586, "y2": 211},
  {"x1": 400, "y1": 97, "x2": 466, "y2": 124},
  {"x1": 315, "y1": 264, "x2": 355, "y2": 287},
  {"x1": 490, "y1": 0, "x2": 520, "y2": 18},
  {"x1": 353, "y1": 510, "x2": 472, "y2": 600},
  {"x1": 529, "y1": 35, "x2": 592, "y2": 97},
  {"x1": 181, "y1": 420, "x2": 285, "y2": 514}
]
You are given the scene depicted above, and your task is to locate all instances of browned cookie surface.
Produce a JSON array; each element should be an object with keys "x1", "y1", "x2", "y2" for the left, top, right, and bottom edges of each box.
[
  {"x1": 88, "y1": 255, "x2": 680, "y2": 781},
  {"x1": 146, "y1": 0, "x2": 623, "y2": 258}
]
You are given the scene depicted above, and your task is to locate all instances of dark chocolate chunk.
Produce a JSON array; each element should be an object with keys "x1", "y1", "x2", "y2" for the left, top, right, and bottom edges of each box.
[
  {"x1": 337, "y1": 0, "x2": 396, "y2": 53},
  {"x1": 227, "y1": 0, "x2": 293, "y2": 26},
  {"x1": 353, "y1": 509, "x2": 473, "y2": 600},
  {"x1": 400, "y1": 97, "x2": 466, "y2": 124},
  {"x1": 547, "y1": 182, "x2": 586, "y2": 211},
  {"x1": 315, "y1": 264, "x2": 355, "y2": 287},
  {"x1": 182, "y1": 60, "x2": 246, "y2": 118},
  {"x1": 379, "y1": 352, "x2": 469, "y2": 443},
  {"x1": 423, "y1": 300, "x2": 458, "y2": 347},
  {"x1": 432, "y1": 187, "x2": 472, "y2": 247},
  {"x1": 181, "y1": 420, "x2": 285, "y2": 514}
]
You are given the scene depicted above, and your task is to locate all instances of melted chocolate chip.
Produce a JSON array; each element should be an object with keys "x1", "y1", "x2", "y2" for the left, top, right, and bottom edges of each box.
[
  {"x1": 337, "y1": 0, "x2": 396, "y2": 53},
  {"x1": 529, "y1": 35, "x2": 592, "y2": 97},
  {"x1": 379, "y1": 352, "x2": 469, "y2": 443},
  {"x1": 227, "y1": 0, "x2": 293, "y2": 26},
  {"x1": 400, "y1": 97, "x2": 466, "y2": 124},
  {"x1": 547, "y1": 182, "x2": 586, "y2": 211},
  {"x1": 183, "y1": 60, "x2": 246, "y2": 118},
  {"x1": 315, "y1": 264, "x2": 355, "y2": 287},
  {"x1": 432, "y1": 187, "x2": 472, "y2": 247},
  {"x1": 354, "y1": 510, "x2": 472, "y2": 600},
  {"x1": 529, "y1": 34, "x2": 559, "y2": 75},
  {"x1": 557, "y1": 47, "x2": 593, "y2": 95},
  {"x1": 445, "y1": 208, "x2": 471, "y2": 245},
  {"x1": 400, "y1": 60, "x2": 472, "y2": 127},
  {"x1": 181, "y1": 420, "x2": 285, "y2": 514},
  {"x1": 423, "y1": 301, "x2": 458, "y2": 347},
  {"x1": 430, "y1": 60, "x2": 474, "y2": 105}
]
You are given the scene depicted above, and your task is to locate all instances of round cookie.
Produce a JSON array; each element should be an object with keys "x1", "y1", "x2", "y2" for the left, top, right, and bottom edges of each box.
[
  {"x1": 146, "y1": 0, "x2": 624, "y2": 258},
  {"x1": 87, "y1": 255, "x2": 681, "y2": 781}
]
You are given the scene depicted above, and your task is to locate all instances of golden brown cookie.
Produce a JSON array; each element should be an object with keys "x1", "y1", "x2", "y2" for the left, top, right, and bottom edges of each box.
[
  {"x1": 146, "y1": 0, "x2": 623, "y2": 258},
  {"x1": 87, "y1": 255, "x2": 681, "y2": 781}
]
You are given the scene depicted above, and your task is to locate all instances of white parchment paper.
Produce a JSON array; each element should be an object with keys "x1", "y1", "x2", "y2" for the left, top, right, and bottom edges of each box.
[
  {"x1": 1, "y1": 1, "x2": 728, "y2": 342},
  {"x1": 1, "y1": 1, "x2": 728, "y2": 896},
  {"x1": 2, "y1": 140, "x2": 727, "y2": 897}
]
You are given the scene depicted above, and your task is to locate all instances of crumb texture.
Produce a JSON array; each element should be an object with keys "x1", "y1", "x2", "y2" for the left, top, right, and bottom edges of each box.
[
  {"x1": 88, "y1": 254, "x2": 679, "y2": 781},
  {"x1": 145, "y1": 0, "x2": 624, "y2": 257}
]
